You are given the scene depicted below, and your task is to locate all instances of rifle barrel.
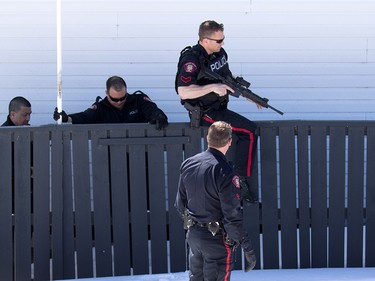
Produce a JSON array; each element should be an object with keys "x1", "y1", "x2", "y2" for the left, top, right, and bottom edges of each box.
[
  {"x1": 268, "y1": 105, "x2": 284, "y2": 115},
  {"x1": 202, "y1": 67, "x2": 284, "y2": 115}
]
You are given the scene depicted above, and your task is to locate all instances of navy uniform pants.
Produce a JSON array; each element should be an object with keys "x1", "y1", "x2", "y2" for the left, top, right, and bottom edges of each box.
[
  {"x1": 201, "y1": 108, "x2": 258, "y2": 178},
  {"x1": 187, "y1": 225, "x2": 235, "y2": 281}
]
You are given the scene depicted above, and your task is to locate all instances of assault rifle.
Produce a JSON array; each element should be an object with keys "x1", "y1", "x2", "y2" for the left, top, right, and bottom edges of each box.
[{"x1": 199, "y1": 67, "x2": 284, "y2": 115}]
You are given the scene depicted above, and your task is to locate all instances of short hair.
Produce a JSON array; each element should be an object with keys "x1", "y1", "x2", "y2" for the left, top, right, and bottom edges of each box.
[
  {"x1": 207, "y1": 121, "x2": 232, "y2": 148},
  {"x1": 8, "y1": 96, "x2": 31, "y2": 114},
  {"x1": 106, "y1": 76, "x2": 127, "y2": 92},
  {"x1": 198, "y1": 20, "x2": 224, "y2": 41}
]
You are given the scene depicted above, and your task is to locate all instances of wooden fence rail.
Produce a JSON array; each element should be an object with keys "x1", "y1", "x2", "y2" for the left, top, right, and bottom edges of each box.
[{"x1": 0, "y1": 121, "x2": 374, "y2": 281}]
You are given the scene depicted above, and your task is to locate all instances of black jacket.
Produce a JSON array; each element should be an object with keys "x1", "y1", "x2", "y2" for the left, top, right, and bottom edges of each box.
[
  {"x1": 69, "y1": 91, "x2": 167, "y2": 124},
  {"x1": 175, "y1": 147, "x2": 252, "y2": 251},
  {"x1": 176, "y1": 43, "x2": 232, "y2": 110},
  {"x1": 1, "y1": 116, "x2": 15, "y2": 126}
]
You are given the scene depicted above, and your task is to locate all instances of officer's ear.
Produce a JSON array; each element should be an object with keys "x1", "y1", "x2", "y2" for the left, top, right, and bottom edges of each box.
[
  {"x1": 227, "y1": 137, "x2": 232, "y2": 147},
  {"x1": 9, "y1": 110, "x2": 17, "y2": 120}
]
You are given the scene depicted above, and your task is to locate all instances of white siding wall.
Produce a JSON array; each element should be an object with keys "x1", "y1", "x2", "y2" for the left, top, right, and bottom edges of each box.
[{"x1": 0, "y1": 0, "x2": 374, "y2": 125}]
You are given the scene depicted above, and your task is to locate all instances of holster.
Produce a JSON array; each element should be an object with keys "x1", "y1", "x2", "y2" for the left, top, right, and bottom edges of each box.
[
  {"x1": 183, "y1": 211, "x2": 195, "y2": 230},
  {"x1": 183, "y1": 103, "x2": 202, "y2": 129},
  {"x1": 224, "y1": 233, "x2": 239, "y2": 250}
]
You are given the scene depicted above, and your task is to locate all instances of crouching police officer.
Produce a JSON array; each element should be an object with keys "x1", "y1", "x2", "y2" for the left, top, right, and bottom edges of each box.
[
  {"x1": 175, "y1": 20, "x2": 260, "y2": 203},
  {"x1": 175, "y1": 121, "x2": 256, "y2": 281},
  {"x1": 53, "y1": 75, "x2": 168, "y2": 130}
]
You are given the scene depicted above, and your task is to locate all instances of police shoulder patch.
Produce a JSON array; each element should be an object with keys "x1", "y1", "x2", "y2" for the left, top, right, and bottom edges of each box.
[
  {"x1": 232, "y1": 176, "x2": 240, "y2": 188},
  {"x1": 183, "y1": 62, "x2": 197, "y2": 73}
]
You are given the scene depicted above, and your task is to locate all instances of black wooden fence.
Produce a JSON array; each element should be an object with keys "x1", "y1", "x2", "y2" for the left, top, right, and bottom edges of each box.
[{"x1": 0, "y1": 121, "x2": 374, "y2": 281}]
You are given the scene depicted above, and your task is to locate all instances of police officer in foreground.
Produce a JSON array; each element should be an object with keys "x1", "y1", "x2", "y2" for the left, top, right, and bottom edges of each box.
[
  {"x1": 175, "y1": 20, "x2": 261, "y2": 203},
  {"x1": 175, "y1": 121, "x2": 256, "y2": 281},
  {"x1": 53, "y1": 75, "x2": 168, "y2": 130}
]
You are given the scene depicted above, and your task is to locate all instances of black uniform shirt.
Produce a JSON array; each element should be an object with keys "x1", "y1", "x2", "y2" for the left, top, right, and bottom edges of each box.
[
  {"x1": 175, "y1": 147, "x2": 252, "y2": 251},
  {"x1": 69, "y1": 91, "x2": 166, "y2": 124},
  {"x1": 1, "y1": 116, "x2": 15, "y2": 126},
  {"x1": 176, "y1": 44, "x2": 232, "y2": 110}
]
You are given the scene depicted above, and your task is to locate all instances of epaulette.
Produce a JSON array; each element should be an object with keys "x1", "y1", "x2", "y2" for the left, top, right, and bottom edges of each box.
[
  {"x1": 90, "y1": 96, "x2": 103, "y2": 110},
  {"x1": 95, "y1": 96, "x2": 103, "y2": 103}
]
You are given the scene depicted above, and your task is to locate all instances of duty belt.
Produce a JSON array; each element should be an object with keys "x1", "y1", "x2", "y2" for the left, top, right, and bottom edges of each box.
[
  {"x1": 182, "y1": 210, "x2": 222, "y2": 236},
  {"x1": 196, "y1": 222, "x2": 238, "y2": 249},
  {"x1": 194, "y1": 221, "x2": 222, "y2": 236}
]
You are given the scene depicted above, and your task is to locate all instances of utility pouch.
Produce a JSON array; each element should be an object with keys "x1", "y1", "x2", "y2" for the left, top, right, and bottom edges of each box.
[{"x1": 207, "y1": 222, "x2": 221, "y2": 236}]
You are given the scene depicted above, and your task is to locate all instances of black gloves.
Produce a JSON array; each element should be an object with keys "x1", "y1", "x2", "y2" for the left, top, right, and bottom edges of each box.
[
  {"x1": 53, "y1": 107, "x2": 69, "y2": 123},
  {"x1": 244, "y1": 249, "x2": 256, "y2": 272},
  {"x1": 150, "y1": 113, "x2": 168, "y2": 130}
]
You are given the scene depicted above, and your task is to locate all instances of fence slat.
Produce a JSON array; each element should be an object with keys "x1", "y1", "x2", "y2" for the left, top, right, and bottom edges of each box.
[
  {"x1": 310, "y1": 126, "x2": 328, "y2": 268},
  {"x1": 60, "y1": 130, "x2": 76, "y2": 279},
  {"x1": 128, "y1": 128, "x2": 149, "y2": 275},
  {"x1": 147, "y1": 129, "x2": 168, "y2": 274},
  {"x1": 72, "y1": 130, "x2": 94, "y2": 278},
  {"x1": 260, "y1": 126, "x2": 279, "y2": 269},
  {"x1": 109, "y1": 129, "x2": 132, "y2": 276},
  {"x1": 13, "y1": 131, "x2": 32, "y2": 281},
  {"x1": 50, "y1": 130, "x2": 65, "y2": 280},
  {"x1": 328, "y1": 126, "x2": 346, "y2": 267},
  {"x1": 91, "y1": 129, "x2": 113, "y2": 277},
  {"x1": 297, "y1": 125, "x2": 311, "y2": 268},
  {"x1": 279, "y1": 126, "x2": 298, "y2": 268},
  {"x1": 366, "y1": 126, "x2": 375, "y2": 267},
  {"x1": 166, "y1": 126, "x2": 187, "y2": 273},
  {"x1": 0, "y1": 131, "x2": 13, "y2": 281},
  {"x1": 347, "y1": 127, "x2": 365, "y2": 267},
  {"x1": 33, "y1": 130, "x2": 52, "y2": 280}
]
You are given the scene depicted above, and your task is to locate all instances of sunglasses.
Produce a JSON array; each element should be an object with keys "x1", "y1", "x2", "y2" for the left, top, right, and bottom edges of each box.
[
  {"x1": 108, "y1": 94, "x2": 126, "y2": 102},
  {"x1": 206, "y1": 37, "x2": 225, "y2": 44}
]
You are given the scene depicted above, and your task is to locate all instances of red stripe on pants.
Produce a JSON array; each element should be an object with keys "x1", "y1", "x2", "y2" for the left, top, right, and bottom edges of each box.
[
  {"x1": 202, "y1": 115, "x2": 255, "y2": 177},
  {"x1": 222, "y1": 236, "x2": 232, "y2": 281}
]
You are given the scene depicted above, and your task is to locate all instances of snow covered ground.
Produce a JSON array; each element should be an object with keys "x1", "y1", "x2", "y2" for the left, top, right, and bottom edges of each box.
[{"x1": 58, "y1": 267, "x2": 375, "y2": 281}]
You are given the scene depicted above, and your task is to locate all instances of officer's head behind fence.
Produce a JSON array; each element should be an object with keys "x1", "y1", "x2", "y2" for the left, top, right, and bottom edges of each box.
[
  {"x1": 2, "y1": 96, "x2": 32, "y2": 126},
  {"x1": 53, "y1": 76, "x2": 168, "y2": 130}
]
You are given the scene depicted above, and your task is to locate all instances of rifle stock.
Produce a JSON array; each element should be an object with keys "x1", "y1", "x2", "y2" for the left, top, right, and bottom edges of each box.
[{"x1": 200, "y1": 67, "x2": 284, "y2": 115}]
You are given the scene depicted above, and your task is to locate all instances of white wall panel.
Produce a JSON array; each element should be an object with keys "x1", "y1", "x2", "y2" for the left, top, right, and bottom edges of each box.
[{"x1": 0, "y1": 0, "x2": 374, "y2": 125}]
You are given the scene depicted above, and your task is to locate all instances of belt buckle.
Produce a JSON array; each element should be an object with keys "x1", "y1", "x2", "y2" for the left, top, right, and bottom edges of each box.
[{"x1": 207, "y1": 222, "x2": 220, "y2": 236}]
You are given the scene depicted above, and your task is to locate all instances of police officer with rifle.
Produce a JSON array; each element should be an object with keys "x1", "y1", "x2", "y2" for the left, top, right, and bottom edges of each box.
[{"x1": 175, "y1": 20, "x2": 282, "y2": 202}]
